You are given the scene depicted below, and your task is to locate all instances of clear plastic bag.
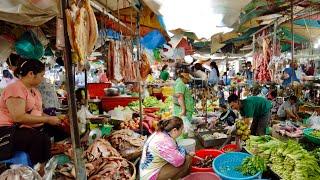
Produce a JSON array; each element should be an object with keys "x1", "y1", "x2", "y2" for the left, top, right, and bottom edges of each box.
[
  {"x1": 0, "y1": 165, "x2": 41, "y2": 180},
  {"x1": 309, "y1": 112, "x2": 320, "y2": 130}
]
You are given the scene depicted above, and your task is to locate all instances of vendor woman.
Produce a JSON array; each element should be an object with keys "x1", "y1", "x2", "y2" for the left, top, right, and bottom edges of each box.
[
  {"x1": 0, "y1": 58, "x2": 60, "y2": 165},
  {"x1": 228, "y1": 94, "x2": 272, "y2": 135},
  {"x1": 139, "y1": 117, "x2": 193, "y2": 180},
  {"x1": 173, "y1": 72, "x2": 194, "y2": 133},
  {"x1": 159, "y1": 64, "x2": 170, "y2": 81}
]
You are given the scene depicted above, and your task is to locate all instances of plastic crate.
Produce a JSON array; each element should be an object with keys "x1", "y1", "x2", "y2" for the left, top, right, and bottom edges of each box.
[{"x1": 87, "y1": 83, "x2": 111, "y2": 99}]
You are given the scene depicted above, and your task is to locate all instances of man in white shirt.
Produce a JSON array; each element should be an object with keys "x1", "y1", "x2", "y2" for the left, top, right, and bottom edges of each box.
[{"x1": 277, "y1": 95, "x2": 300, "y2": 120}]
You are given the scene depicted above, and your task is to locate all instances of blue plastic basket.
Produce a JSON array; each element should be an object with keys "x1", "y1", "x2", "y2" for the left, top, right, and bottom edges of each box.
[{"x1": 212, "y1": 152, "x2": 261, "y2": 180}]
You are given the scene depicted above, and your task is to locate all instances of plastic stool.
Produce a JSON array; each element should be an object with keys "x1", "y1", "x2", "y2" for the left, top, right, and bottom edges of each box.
[{"x1": 1, "y1": 151, "x2": 32, "y2": 167}]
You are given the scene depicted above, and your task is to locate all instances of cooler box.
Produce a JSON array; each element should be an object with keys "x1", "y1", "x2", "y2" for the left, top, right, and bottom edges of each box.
[
  {"x1": 101, "y1": 96, "x2": 139, "y2": 111},
  {"x1": 87, "y1": 83, "x2": 112, "y2": 99}
]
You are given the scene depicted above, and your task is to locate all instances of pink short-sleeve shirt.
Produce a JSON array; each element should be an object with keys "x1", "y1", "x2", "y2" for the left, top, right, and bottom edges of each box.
[{"x1": 0, "y1": 80, "x2": 43, "y2": 127}]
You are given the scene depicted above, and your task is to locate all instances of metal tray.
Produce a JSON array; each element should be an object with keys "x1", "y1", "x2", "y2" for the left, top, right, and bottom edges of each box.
[{"x1": 196, "y1": 129, "x2": 230, "y2": 148}]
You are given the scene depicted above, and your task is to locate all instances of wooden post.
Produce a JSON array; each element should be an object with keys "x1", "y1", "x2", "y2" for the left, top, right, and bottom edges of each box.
[
  {"x1": 61, "y1": 0, "x2": 86, "y2": 179},
  {"x1": 135, "y1": 2, "x2": 143, "y2": 134},
  {"x1": 291, "y1": 0, "x2": 294, "y2": 87}
]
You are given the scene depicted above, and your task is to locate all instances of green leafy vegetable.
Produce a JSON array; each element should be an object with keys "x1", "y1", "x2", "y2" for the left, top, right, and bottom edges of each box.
[
  {"x1": 311, "y1": 130, "x2": 320, "y2": 138},
  {"x1": 246, "y1": 136, "x2": 320, "y2": 179},
  {"x1": 236, "y1": 155, "x2": 266, "y2": 176},
  {"x1": 143, "y1": 96, "x2": 160, "y2": 107}
]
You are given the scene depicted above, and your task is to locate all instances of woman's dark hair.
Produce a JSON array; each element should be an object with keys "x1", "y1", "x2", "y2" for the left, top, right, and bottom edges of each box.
[
  {"x1": 289, "y1": 95, "x2": 298, "y2": 103},
  {"x1": 14, "y1": 58, "x2": 45, "y2": 78},
  {"x1": 6, "y1": 54, "x2": 22, "y2": 67},
  {"x1": 194, "y1": 63, "x2": 203, "y2": 71},
  {"x1": 210, "y1": 61, "x2": 220, "y2": 77},
  {"x1": 3, "y1": 70, "x2": 13, "y2": 79},
  {"x1": 228, "y1": 94, "x2": 239, "y2": 103},
  {"x1": 161, "y1": 64, "x2": 168, "y2": 72},
  {"x1": 157, "y1": 116, "x2": 183, "y2": 132}
]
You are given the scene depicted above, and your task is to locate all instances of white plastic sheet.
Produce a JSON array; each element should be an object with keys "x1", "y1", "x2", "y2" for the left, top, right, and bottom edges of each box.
[{"x1": 0, "y1": 0, "x2": 59, "y2": 26}]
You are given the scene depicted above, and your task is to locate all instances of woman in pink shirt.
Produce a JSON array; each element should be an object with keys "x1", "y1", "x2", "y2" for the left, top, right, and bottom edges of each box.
[
  {"x1": 0, "y1": 58, "x2": 60, "y2": 165},
  {"x1": 139, "y1": 117, "x2": 193, "y2": 180}
]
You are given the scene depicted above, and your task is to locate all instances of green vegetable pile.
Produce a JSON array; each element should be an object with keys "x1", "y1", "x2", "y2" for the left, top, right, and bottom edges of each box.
[
  {"x1": 311, "y1": 130, "x2": 320, "y2": 138},
  {"x1": 246, "y1": 136, "x2": 282, "y2": 163},
  {"x1": 246, "y1": 136, "x2": 320, "y2": 180},
  {"x1": 128, "y1": 100, "x2": 144, "y2": 111},
  {"x1": 143, "y1": 96, "x2": 161, "y2": 107},
  {"x1": 236, "y1": 155, "x2": 266, "y2": 176},
  {"x1": 128, "y1": 96, "x2": 173, "y2": 113},
  {"x1": 311, "y1": 148, "x2": 320, "y2": 165},
  {"x1": 160, "y1": 96, "x2": 173, "y2": 112}
]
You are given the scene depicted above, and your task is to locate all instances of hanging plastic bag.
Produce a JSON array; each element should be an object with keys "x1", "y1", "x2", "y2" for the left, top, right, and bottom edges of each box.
[
  {"x1": 43, "y1": 156, "x2": 58, "y2": 180},
  {"x1": 141, "y1": 30, "x2": 166, "y2": 49},
  {"x1": 55, "y1": 18, "x2": 65, "y2": 50},
  {"x1": 15, "y1": 30, "x2": 44, "y2": 60},
  {"x1": 0, "y1": 34, "x2": 15, "y2": 61},
  {"x1": 309, "y1": 112, "x2": 320, "y2": 130},
  {"x1": 31, "y1": 27, "x2": 49, "y2": 46}
]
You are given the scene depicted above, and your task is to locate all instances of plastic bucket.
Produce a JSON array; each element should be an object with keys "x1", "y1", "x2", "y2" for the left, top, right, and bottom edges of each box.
[
  {"x1": 183, "y1": 172, "x2": 221, "y2": 180},
  {"x1": 177, "y1": 138, "x2": 196, "y2": 153},
  {"x1": 191, "y1": 149, "x2": 223, "y2": 173}
]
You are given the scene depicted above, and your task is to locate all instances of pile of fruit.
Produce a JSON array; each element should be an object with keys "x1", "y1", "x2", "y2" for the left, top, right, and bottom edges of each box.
[
  {"x1": 120, "y1": 117, "x2": 140, "y2": 131},
  {"x1": 235, "y1": 119, "x2": 251, "y2": 141}
]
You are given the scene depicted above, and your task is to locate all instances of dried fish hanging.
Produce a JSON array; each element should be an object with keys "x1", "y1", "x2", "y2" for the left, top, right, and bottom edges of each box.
[{"x1": 65, "y1": 0, "x2": 98, "y2": 65}]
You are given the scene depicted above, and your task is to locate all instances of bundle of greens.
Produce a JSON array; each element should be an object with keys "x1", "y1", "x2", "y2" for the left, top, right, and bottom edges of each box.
[
  {"x1": 246, "y1": 136, "x2": 283, "y2": 163},
  {"x1": 236, "y1": 155, "x2": 266, "y2": 176},
  {"x1": 270, "y1": 140, "x2": 320, "y2": 180},
  {"x1": 246, "y1": 137, "x2": 320, "y2": 180},
  {"x1": 311, "y1": 148, "x2": 320, "y2": 165},
  {"x1": 128, "y1": 100, "x2": 144, "y2": 111}
]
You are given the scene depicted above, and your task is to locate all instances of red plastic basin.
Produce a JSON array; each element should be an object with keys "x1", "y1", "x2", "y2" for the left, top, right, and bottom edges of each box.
[
  {"x1": 183, "y1": 172, "x2": 221, "y2": 180},
  {"x1": 221, "y1": 144, "x2": 240, "y2": 153},
  {"x1": 191, "y1": 149, "x2": 223, "y2": 173}
]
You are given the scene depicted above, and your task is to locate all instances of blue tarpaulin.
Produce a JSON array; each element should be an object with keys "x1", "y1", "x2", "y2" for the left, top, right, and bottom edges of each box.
[
  {"x1": 294, "y1": 19, "x2": 320, "y2": 28},
  {"x1": 141, "y1": 29, "x2": 166, "y2": 49},
  {"x1": 99, "y1": 28, "x2": 121, "y2": 40}
]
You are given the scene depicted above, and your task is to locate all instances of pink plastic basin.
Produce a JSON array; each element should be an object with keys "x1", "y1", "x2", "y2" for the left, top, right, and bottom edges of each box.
[{"x1": 183, "y1": 172, "x2": 221, "y2": 180}]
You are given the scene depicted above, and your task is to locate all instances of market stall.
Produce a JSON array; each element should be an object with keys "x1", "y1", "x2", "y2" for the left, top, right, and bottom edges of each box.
[{"x1": 0, "y1": 0, "x2": 320, "y2": 180}]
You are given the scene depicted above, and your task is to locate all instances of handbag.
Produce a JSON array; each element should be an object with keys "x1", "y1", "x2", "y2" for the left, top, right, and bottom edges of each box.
[{"x1": 0, "y1": 126, "x2": 15, "y2": 160}]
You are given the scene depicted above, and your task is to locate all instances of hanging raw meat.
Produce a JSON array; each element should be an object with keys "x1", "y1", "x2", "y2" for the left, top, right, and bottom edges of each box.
[
  {"x1": 254, "y1": 36, "x2": 272, "y2": 83},
  {"x1": 114, "y1": 41, "x2": 123, "y2": 81},
  {"x1": 107, "y1": 41, "x2": 115, "y2": 81},
  {"x1": 140, "y1": 53, "x2": 151, "y2": 80}
]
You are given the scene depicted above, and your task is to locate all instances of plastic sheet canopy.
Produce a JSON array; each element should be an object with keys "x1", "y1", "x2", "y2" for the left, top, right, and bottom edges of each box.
[{"x1": 0, "y1": 0, "x2": 58, "y2": 26}]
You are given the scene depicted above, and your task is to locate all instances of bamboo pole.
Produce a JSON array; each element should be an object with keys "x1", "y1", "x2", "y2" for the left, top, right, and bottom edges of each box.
[{"x1": 291, "y1": 0, "x2": 294, "y2": 87}]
